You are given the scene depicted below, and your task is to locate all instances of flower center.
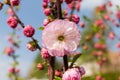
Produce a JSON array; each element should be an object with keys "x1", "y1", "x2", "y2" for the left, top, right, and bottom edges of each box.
[{"x1": 58, "y1": 35, "x2": 64, "y2": 41}]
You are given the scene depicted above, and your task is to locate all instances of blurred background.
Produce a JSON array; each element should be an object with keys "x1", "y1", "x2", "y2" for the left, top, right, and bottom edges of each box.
[{"x1": 0, "y1": 0, "x2": 120, "y2": 80}]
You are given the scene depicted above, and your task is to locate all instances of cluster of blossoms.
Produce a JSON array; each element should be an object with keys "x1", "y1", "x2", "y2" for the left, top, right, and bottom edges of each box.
[{"x1": 4, "y1": 33, "x2": 21, "y2": 79}]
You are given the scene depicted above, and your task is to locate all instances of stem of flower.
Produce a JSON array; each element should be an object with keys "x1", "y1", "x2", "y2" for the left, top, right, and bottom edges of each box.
[
  {"x1": 49, "y1": 57, "x2": 55, "y2": 80},
  {"x1": 12, "y1": 54, "x2": 18, "y2": 80}
]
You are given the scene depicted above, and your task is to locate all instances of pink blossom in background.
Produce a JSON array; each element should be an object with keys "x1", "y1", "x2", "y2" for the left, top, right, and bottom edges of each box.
[
  {"x1": 116, "y1": 11, "x2": 120, "y2": 20},
  {"x1": 5, "y1": 47, "x2": 15, "y2": 56},
  {"x1": 7, "y1": 8, "x2": 14, "y2": 16},
  {"x1": 109, "y1": 32, "x2": 115, "y2": 40},
  {"x1": 42, "y1": 20, "x2": 80, "y2": 56},
  {"x1": 116, "y1": 42, "x2": 120, "y2": 48},
  {"x1": 80, "y1": 21, "x2": 85, "y2": 28}
]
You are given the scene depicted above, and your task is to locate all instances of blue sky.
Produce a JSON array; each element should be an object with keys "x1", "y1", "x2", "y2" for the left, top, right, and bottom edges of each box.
[{"x1": 0, "y1": 0, "x2": 120, "y2": 80}]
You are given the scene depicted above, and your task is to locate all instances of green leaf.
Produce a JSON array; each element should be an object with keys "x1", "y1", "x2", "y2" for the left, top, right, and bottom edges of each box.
[
  {"x1": 54, "y1": 76, "x2": 62, "y2": 80},
  {"x1": 83, "y1": 16, "x2": 90, "y2": 22},
  {"x1": 2, "y1": 47, "x2": 6, "y2": 54},
  {"x1": 15, "y1": 6, "x2": 19, "y2": 11},
  {"x1": 38, "y1": 27, "x2": 44, "y2": 30},
  {"x1": 13, "y1": 61, "x2": 19, "y2": 67},
  {"x1": 70, "y1": 54, "x2": 81, "y2": 67}
]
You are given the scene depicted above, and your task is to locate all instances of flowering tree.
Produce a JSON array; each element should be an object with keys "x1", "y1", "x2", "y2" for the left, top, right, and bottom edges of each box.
[{"x1": 0, "y1": 0, "x2": 120, "y2": 80}]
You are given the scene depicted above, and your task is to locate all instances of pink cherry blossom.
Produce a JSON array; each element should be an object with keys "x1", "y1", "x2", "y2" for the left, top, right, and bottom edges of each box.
[
  {"x1": 10, "y1": 0, "x2": 20, "y2": 6},
  {"x1": 109, "y1": 32, "x2": 115, "y2": 40},
  {"x1": 62, "y1": 68, "x2": 82, "y2": 80},
  {"x1": 7, "y1": 16, "x2": 18, "y2": 28},
  {"x1": 116, "y1": 11, "x2": 120, "y2": 20},
  {"x1": 95, "y1": 33, "x2": 101, "y2": 39},
  {"x1": 96, "y1": 75, "x2": 103, "y2": 80},
  {"x1": 116, "y1": 42, "x2": 120, "y2": 48},
  {"x1": 23, "y1": 25, "x2": 35, "y2": 37},
  {"x1": 95, "y1": 20, "x2": 103, "y2": 26},
  {"x1": 42, "y1": 20, "x2": 80, "y2": 56}
]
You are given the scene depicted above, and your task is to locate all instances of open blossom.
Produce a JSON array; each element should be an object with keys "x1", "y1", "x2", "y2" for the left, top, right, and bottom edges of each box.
[
  {"x1": 7, "y1": 16, "x2": 18, "y2": 28},
  {"x1": 42, "y1": 20, "x2": 80, "y2": 56},
  {"x1": 10, "y1": 0, "x2": 20, "y2": 6},
  {"x1": 62, "y1": 67, "x2": 85, "y2": 80},
  {"x1": 23, "y1": 25, "x2": 35, "y2": 37}
]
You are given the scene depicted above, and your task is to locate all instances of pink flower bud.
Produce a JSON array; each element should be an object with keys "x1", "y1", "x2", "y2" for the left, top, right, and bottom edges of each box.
[
  {"x1": 116, "y1": 11, "x2": 120, "y2": 20},
  {"x1": 23, "y1": 25, "x2": 35, "y2": 37},
  {"x1": 95, "y1": 33, "x2": 101, "y2": 39},
  {"x1": 5, "y1": 47, "x2": 14, "y2": 56},
  {"x1": 62, "y1": 68, "x2": 82, "y2": 80},
  {"x1": 37, "y1": 63, "x2": 44, "y2": 70},
  {"x1": 71, "y1": 15, "x2": 80, "y2": 24},
  {"x1": 55, "y1": 70, "x2": 62, "y2": 77},
  {"x1": 94, "y1": 43, "x2": 101, "y2": 49},
  {"x1": 108, "y1": 1, "x2": 112, "y2": 7},
  {"x1": 104, "y1": 14, "x2": 110, "y2": 20},
  {"x1": 97, "y1": 51, "x2": 103, "y2": 56},
  {"x1": 27, "y1": 41, "x2": 37, "y2": 51},
  {"x1": 80, "y1": 21, "x2": 85, "y2": 28},
  {"x1": 95, "y1": 20, "x2": 103, "y2": 26},
  {"x1": 7, "y1": 16, "x2": 18, "y2": 28},
  {"x1": 113, "y1": 21, "x2": 119, "y2": 27},
  {"x1": 116, "y1": 42, "x2": 120, "y2": 48},
  {"x1": 9, "y1": 67, "x2": 15, "y2": 73},
  {"x1": 41, "y1": 48, "x2": 51, "y2": 59},
  {"x1": 10, "y1": 0, "x2": 20, "y2": 6},
  {"x1": 79, "y1": 67, "x2": 85, "y2": 76},
  {"x1": 43, "y1": 19, "x2": 50, "y2": 26},
  {"x1": 109, "y1": 32, "x2": 115, "y2": 40},
  {"x1": 100, "y1": 44, "x2": 106, "y2": 49},
  {"x1": 15, "y1": 68, "x2": 20, "y2": 73},
  {"x1": 42, "y1": 2, "x2": 48, "y2": 8},
  {"x1": 7, "y1": 8, "x2": 14, "y2": 16},
  {"x1": 44, "y1": 8, "x2": 51, "y2": 16},
  {"x1": 96, "y1": 75, "x2": 103, "y2": 80},
  {"x1": 75, "y1": 2, "x2": 80, "y2": 12}
]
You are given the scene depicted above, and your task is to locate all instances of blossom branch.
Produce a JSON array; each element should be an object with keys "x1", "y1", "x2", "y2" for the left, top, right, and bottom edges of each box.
[{"x1": 7, "y1": 3, "x2": 41, "y2": 51}]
